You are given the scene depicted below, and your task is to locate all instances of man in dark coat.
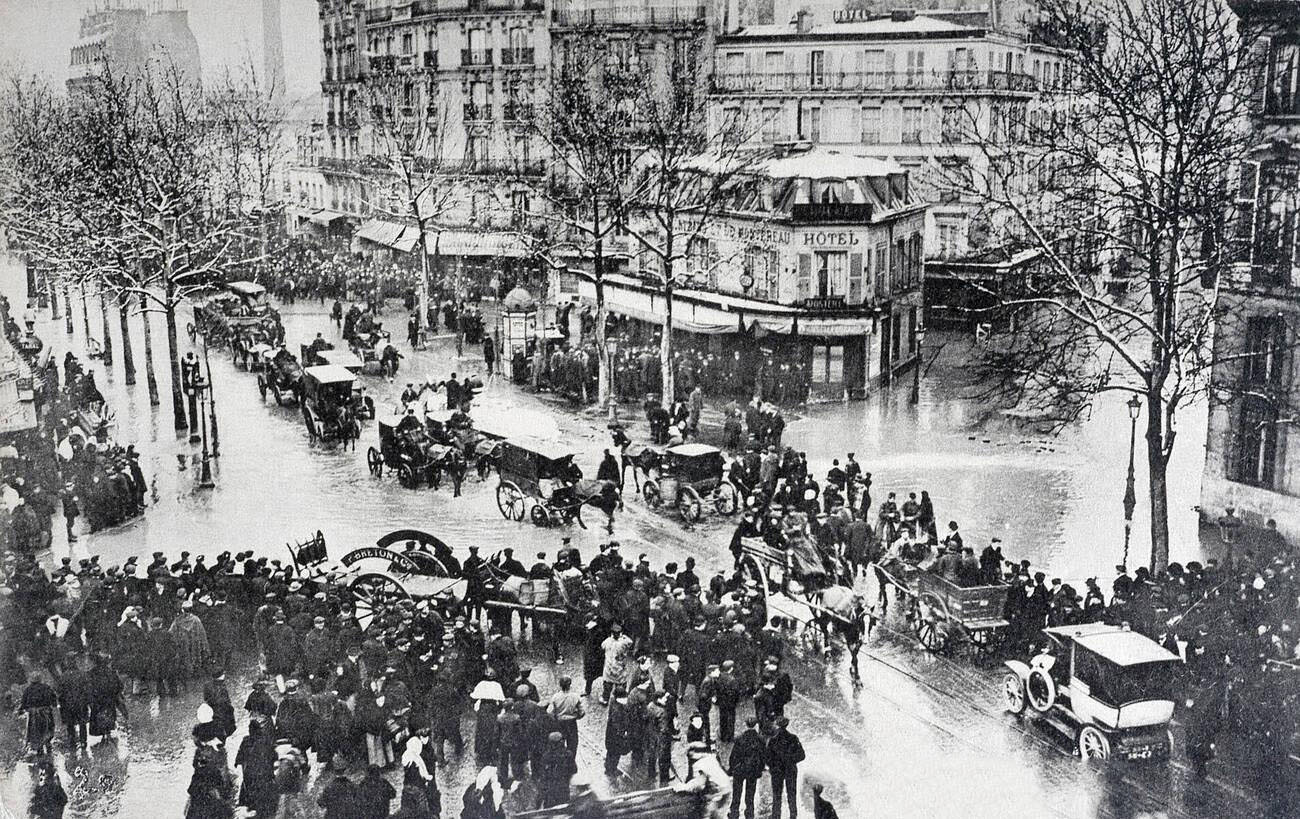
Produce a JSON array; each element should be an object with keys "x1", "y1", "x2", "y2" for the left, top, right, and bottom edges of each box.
[
  {"x1": 318, "y1": 772, "x2": 361, "y2": 819},
  {"x1": 276, "y1": 680, "x2": 319, "y2": 754},
  {"x1": 727, "y1": 717, "x2": 766, "y2": 819},
  {"x1": 356, "y1": 764, "x2": 396, "y2": 818},
  {"x1": 537, "y1": 732, "x2": 577, "y2": 807},
  {"x1": 714, "y1": 661, "x2": 742, "y2": 742},
  {"x1": 56, "y1": 662, "x2": 91, "y2": 750},
  {"x1": 766, "y1": 717, "x2": 805, "y2": 819}
]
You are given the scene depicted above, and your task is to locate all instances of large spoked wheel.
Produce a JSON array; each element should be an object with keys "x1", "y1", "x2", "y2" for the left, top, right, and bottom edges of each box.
[
  {"x1": 270, "y1": 383, "x2": 283, "y2": 406},
  {"x1": 642, "y1": 479, "x2": 662, "y2": 508},
  {"x1": 1077, "y1": 726, "x2": 1111, "y2": 761},
  {"x1": 916, "y1": 619, "x2": 947, "y2": 652},
  {"x1": 679, "y1": 486, "x2": 703, "y2": 522},
  {"x1": 303, "y1": 407, "x2": 319, "y2": 441},
  {"x1": 530, "y1": 504, "x2": 550, "y2": 527},
  {"x1": 496, "y1": 481, "x2": 526, "y2": 521},
  {"x1": 714, "y1": 481, "x2": 739, "y2": 515},
  {"x1": 1003, "y1": 672, "x2": 1027, "y2": 715},
  {"x1": 366, "y1": 447, "x2": 383, "y2": 476},
  {"x1": 257, "y1": 374, "x2": 267, "y2": 400},
  {"x1": 397, "y1": 463, "x2": 417, "y2": 489},
  {"x1": 969, "y1": 627, "x2": 1000, "y2": 654},
  {"x1": 350, "y1": 573, "x2": 410, "y2": 632}
]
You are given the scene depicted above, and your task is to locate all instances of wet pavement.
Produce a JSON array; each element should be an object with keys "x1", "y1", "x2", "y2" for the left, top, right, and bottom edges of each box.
[{"x1": 0, "y1": 279, "x2": 1282, "y2": 819}]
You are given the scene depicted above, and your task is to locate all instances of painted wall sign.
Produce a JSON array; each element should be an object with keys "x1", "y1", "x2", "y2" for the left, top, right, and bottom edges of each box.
[{"x1": 340, "y1": 547, "x2": 420, "y2": 573}]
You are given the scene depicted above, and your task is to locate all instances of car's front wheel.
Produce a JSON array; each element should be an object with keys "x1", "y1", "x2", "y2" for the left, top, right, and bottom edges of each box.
[{"x1": 1077, "y1": 725, "x2": 1111, "y2": 760}]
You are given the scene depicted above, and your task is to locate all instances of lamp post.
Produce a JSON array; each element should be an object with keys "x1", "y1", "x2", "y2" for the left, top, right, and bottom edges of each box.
[
  {"x1": 200, "y1": 330, "x2": 219, "y2": 458},
  {"x1": 911, "y1": 323, "x2": 927, "y2": 404},
  {"x1": 193, "y1": 373, "x2": 215, "y2": 489},
  {"x1": 1122, "y1": 393, "x2": 1141, "y2": 570}
]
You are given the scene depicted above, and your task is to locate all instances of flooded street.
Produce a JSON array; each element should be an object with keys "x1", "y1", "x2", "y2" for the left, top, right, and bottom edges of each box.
[{"x1": 1, "y1": 285, "x2": 1273, "y2": 819}]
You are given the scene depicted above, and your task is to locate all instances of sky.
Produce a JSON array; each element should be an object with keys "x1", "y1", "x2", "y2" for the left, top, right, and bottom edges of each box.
[{"x1": 0, "y1": 0, "x2": 322, "y2": 108}]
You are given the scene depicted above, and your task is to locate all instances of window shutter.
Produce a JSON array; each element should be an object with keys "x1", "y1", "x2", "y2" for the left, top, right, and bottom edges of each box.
[
  {"x1": 797, "y1": 254, "x2": 812, "y2": 300},
  {"x1": 1235, "y1": 160, "x2": 1262, "y2": 264},
  {"x1": 1253, "y1": 36, "x2": 1273, "y2": 116},
  {"x1": 885, "y1": 51, "x2": 896, "y2": 86},
  {"x1": 849, "y1": 253, "x2": 863, "y2": 303}
]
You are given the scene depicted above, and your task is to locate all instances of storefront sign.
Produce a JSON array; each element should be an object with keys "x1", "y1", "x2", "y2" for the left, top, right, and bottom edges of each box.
[
  {"x1": 801, "y1": 296, "x2": 848, "y2": 310},
  {"x1": 802, "y1": 231, "x2": 863, "y2": 246}
]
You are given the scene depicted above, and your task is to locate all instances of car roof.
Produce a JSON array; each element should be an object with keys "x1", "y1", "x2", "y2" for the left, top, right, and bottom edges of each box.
[
  {"x1": 1045, "y1": 623, "x2": 1179, "y2": 666},
  {"x1": 226, "y1": 280, "x2": 266, "y2": 296},
  {"x1": 667, "y1": 443, "x2": 721, "y2": 457},
  {"x1": 317, "y1": 349, "x2": 363, "y2": 368},
  {"x1": 304, "y1": 365, "x2": 357, "y2": 385}
]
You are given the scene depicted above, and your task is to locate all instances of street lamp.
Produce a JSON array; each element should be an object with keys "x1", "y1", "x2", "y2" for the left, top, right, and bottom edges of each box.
[
  {"x1": 911, "y1": 323, "x2": 927, "y2": 404},
  {"x1": 1122, "y1": 393, "x2": 1141, "y2": 570},
  {"x1": 200, "y1": 329, "x2": 220, "y2": 458},
  {"x1": 192, "y1": 372, "x2": 215, "y2": 489}
]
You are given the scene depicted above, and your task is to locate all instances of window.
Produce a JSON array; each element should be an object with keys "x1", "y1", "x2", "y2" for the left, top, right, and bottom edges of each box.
[
  {"x1": 902, "y1": 106, "x2": 922, "y2": 143},
  {"x1": 1267, "y1": 41, "x2": 1300, "y2": 116},
  {"x1": 509, "y1": 27, "x2": 529, "y2": 56},
  {"x1": 513, "y1": 134, "x2": 530, "y2": 165},
  {"x1": 511, "y1": 190, "x2": 530, "y2": 226},
  {"x1": 762, "y1": 106, "x2": 781, "y2": 143},
  {"x1": 806, "y1": 107, "x2": 822, "y2": 143},
  {"x1": 861, "y1": 106, "x2": 882, "y2": 143},
  {"x1": 814, "y1": 251, "x2": 847, "y2": 297},
  {"x1": 1252, "y1": 160, "x2": 1300, "y2": 283},
  {"x1": 938, "y1": 222, "x2": 960, "y2": 257},
  {"x1": 1243, "y1": 315, "x2": 1288, "y2": 387},
  {"x1": 864, "y1": 49, "x2": 885, "y2": 78},
  {"x1": 610, "y1": 39, "x2": 634, "y2": 71},
  {"x1": 905, "y1": 49, "x2": 925, "y2": 85},
  {"x1": 402, "y1": 32, "x2": 413, "y2": 54},
  {"x1": 848, "y1": 252, "x2": 864, "y2": 303},
  {"x1": 1235, "y1": 396, "x2": 1280, "y2": 488},
  {"x1": 941, "y1": 106, "x2": 963, "y2": 143},
  {"x1": 764, "y1": 51, "x2": 784, "y2": 90},
  {"x1": 810, "y1": 50, "x2": 825, "y2": 88},
  {"x1": 674, "y1": 38, "x2": 694, "y2": 75},
  {"x1": 725, "y1": 51, "x2": 744, "y2": 76},
  {"x1": 797, "y1": 254, "x2": 812, "y2": 299},
  {"x1": 467, "y1": 136, "x2": 488, "y2": 168},
  {"x1": 811, "y1": 345, "x2": 844, "y2": 385},
  {"x1": 874, "y1": 242, "x2": 887, "y2": 295}
]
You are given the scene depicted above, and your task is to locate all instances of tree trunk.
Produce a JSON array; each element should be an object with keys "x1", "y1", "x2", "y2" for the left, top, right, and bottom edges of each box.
[
  {"x1": 660, "y1": 232, "x2": 675, "y2": 409},
  {"x1": 595, "y1": 274, "x2": 611, "y2": 408},
  {"x1": 417, "y1": 220, "x2": 431, "y2": 335},
  {"x1": 118, "y1": 294, "x2": 136, "y2": 385},
  {"x1": 99, "y1": 287, "x2": 114, "y2": 366},
  {"x1": 79, "y1": 283, "x2": 90, "y2": 336},
  {"x1": 165, "y1": 278, "x2": 188, "y2": 431},
  {"x1": 140, "y1": 292, "x2": 160, "y2": 406},
  {"x1": 1145, "y1": 392, "x2": 1170, "y2": 572},
  {"x1": 48, "y1": 275, "x2": 60, "y2": 320},
  {"x1": 62, "y1": 284, "x2": 73, "y2": 334}
]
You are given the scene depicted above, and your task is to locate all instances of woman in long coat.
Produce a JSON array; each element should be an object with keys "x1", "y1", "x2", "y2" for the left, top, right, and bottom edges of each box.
[
  {"x1": 86, "y1": 655, "x2": 126, "y2": 738},
  {"x1": 20, "y1": 675, "x2": 58, "y2": 756},
  {"x1": 235, "y1": 716, "x2": 279, "y2": 818},
  {"x1": 170, "y1": 600, "x2": 210, "y2": 682}
]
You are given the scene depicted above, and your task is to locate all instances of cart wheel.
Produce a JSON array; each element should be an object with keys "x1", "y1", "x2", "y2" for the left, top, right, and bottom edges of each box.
[
  {"x1": 302, "y1": 407, "x2": 318, "y2": 440},
  {"x1": 917, "y1": 620, "x2": 947, "y2": 653},
  {"x1": 530, "y1": 504, "x2": 550, "y2": 527},
  {"x1": 271, "y1": 383, "x2": 283, "y2": 406},
  {"x1": 397, "y1": 463, "x2": 417, "y2": 488},
  {"x1": 350, "y1": 573, "x2": 410, "y2": 632},
  {"x1": 257, "y1": 374, "x2": 267, "y2": 400},
  {"x1": 1077, "y1": 726, "x2": 1111, "y2": 760},
  {"x1": 366, "y1": 447, "x2": 383, "y2": 476},
  {"x1": 679, "y1": 486, "x2": 703, "y2": 522},
  {"x1": 714, "y1": 481, "x2": 739, "y2": 515},
  {"x1": 642, "y1": 479, "x2": 662, "y2": 508},
  {"x1": 1003, "y1": 672, "x2": 1027, "y2": 715},
  {"x1": 496, "y1": 481, "x2": 526, "y2": 521},
  {"x1": 969, "y1": 628, "x2": 999, "y2": 654}
]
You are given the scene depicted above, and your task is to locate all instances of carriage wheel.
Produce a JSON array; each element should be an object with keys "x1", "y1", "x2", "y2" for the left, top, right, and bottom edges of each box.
[
  {"x1": 679, "y1": 486, "x2": 703, "y2": 522},
  {"x1": 969, "y1": 627, "x2": 999, "y2": 654},
  {"x1": 350, "y1": 573, "x2": 410, "y2": 632},
  {"x1": 270, "y1": 383, "x2": 283, "y2": 406},
  {"x1": 366, "y1": 447, "x2": 383, "y2": 476},
  {"x1": 530, "y1": 504, "x2": 550, "y2": 527},
  {"x1": 496, "y1": 481, "x2": 526, "y2": 521},
  {"x1": 397, "y1": 463, "x2": 418, "y2": 488},
  {"x1": 917, "y1": 620, "x2": 947, "y2": 653},
  {"x1": 714, "y1": 481, "x2": 739, "y2": 516},
  {"x1": 302, "y1": 407, "x2": 318, "y2": 440},
  {"x1": 642, "y1": 479, "x2": 662, "y2": 508},
  {"x1": 257, "y1": 374, "x2": 267, "y2": 400},
  {"x1": 1003, "y1": 672, "x2": 1028, "y2": 715}
]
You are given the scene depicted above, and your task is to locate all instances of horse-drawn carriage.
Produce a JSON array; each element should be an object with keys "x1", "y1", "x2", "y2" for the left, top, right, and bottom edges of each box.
[
  {"x1": 873, "y1": 557, "x2": 1010, "y2": 654},
  {"x1": 635, "y1": 443, "x2": 739, "y2": 522},
  {"x1": 477, "y1": 548, "x2": 596, "y2": 620},
  {"x1": 256, "y1": 348, "x2": 304, "y2": 406},
  {"x1": 288, "y1": 529, "x2": 468, "y2": 632},
  {"x1": 366, "y1": 414, "x2": 467, "y2": 492},
  {"x1": 494, "y1": 439, "x2": 618, "y2": 529},
  {"x1": 348, "y1": 327, "x2": 393, "y2": 376},
  {"x1": 422, "y1": 409, "x2": 507, "y2": 480},
  {"x1": 301, "y1": 365, "x2": 363, "y2": 445},
  {"x1": 190, "y1": 281, "x2": 283, "y2": 349},
  {"x1": 736, "y1": 535, "x2": 865, "y2": 650}
]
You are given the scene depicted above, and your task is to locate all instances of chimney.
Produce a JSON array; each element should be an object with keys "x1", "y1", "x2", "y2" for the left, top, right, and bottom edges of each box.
[
  {"x1": 793, "y1": 9, "x2": 811, "y2": 34},
  {"x1": 891, "y1": 9, "x2": 917, "y2": 22}
]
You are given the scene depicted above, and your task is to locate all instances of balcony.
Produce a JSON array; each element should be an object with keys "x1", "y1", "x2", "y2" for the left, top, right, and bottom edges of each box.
[
  {"x1": 791, "y1": 203, "x2": 874, "y2": 225},
  {"x1": 710, "y1": 68, "x2": 1039, "y2": 95},
  {"x1": 423, "y1": 50, "x2": 438, "y2": 69},
  {"x1": 552, "y1": 5, "x2": 706, "y2": 26},
  {"x1": 369, "y1": 55, "x2": 398, "y2": 73},
  {"x1": 461, "y1": 49, "x2": 493, "y2": 67},
  {"x1": 464, "y1": 103, "x2": 491, "y2": 122},
  {"x1": 503, "y1": 103, "x2": 533, "y2": 122},
  {"x1": 500, "y1": 48, "x2": 535, "y2": 67},
  {"x1": 366, "y1": 7, "x2": 392, "y2": 23}
]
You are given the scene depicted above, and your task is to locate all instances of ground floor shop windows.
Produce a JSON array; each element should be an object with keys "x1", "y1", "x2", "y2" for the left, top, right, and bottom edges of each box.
[{"x1": 810, "y1": 343, "x2": 844, "y2": 386}]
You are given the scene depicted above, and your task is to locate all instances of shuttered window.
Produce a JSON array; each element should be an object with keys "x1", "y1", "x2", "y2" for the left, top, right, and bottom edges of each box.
[{"x1": 797, "y1": 253, "x2": 812, "y2": 300}]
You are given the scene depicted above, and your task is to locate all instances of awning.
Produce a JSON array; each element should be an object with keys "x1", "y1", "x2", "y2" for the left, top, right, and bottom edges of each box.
[
  {"x1": 356, "y1": 219, "x2": 406, "y2": 246},
  {"x1": 308, "y1": 209, "x2": 347, "y2": 226},
  {"x1": 426, "y1": 230, "x2": 529, "y2": 258},
  {"x1": 390, "y1": 228, "x2": 420, "y2": 253}
]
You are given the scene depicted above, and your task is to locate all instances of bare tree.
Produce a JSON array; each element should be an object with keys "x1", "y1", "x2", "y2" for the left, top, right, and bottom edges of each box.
[
  {"x1": 358, "y1": 70, "x2": 460, "y2": 337},
  {"x1": 945, "y1": 0, "x2": 1260, "y2": 570}
]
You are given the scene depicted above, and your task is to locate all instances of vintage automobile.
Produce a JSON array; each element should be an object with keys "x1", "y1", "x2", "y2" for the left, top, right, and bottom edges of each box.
[
  {"x1": 301, "y1": 364, "x2": 363, "y2": 444},
  {"x1": 1003, "y1": 622, "x2": 1181, "y2": 760},
  {"x1": 639, "y1": 443, "x2": 739, "y2": 522},
  {"x1": 190, "y1": 280, "x2": 283, "y2": 347},
  {"x1": 256, "y1": 347, "x2": 304, "y2": 406}
]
